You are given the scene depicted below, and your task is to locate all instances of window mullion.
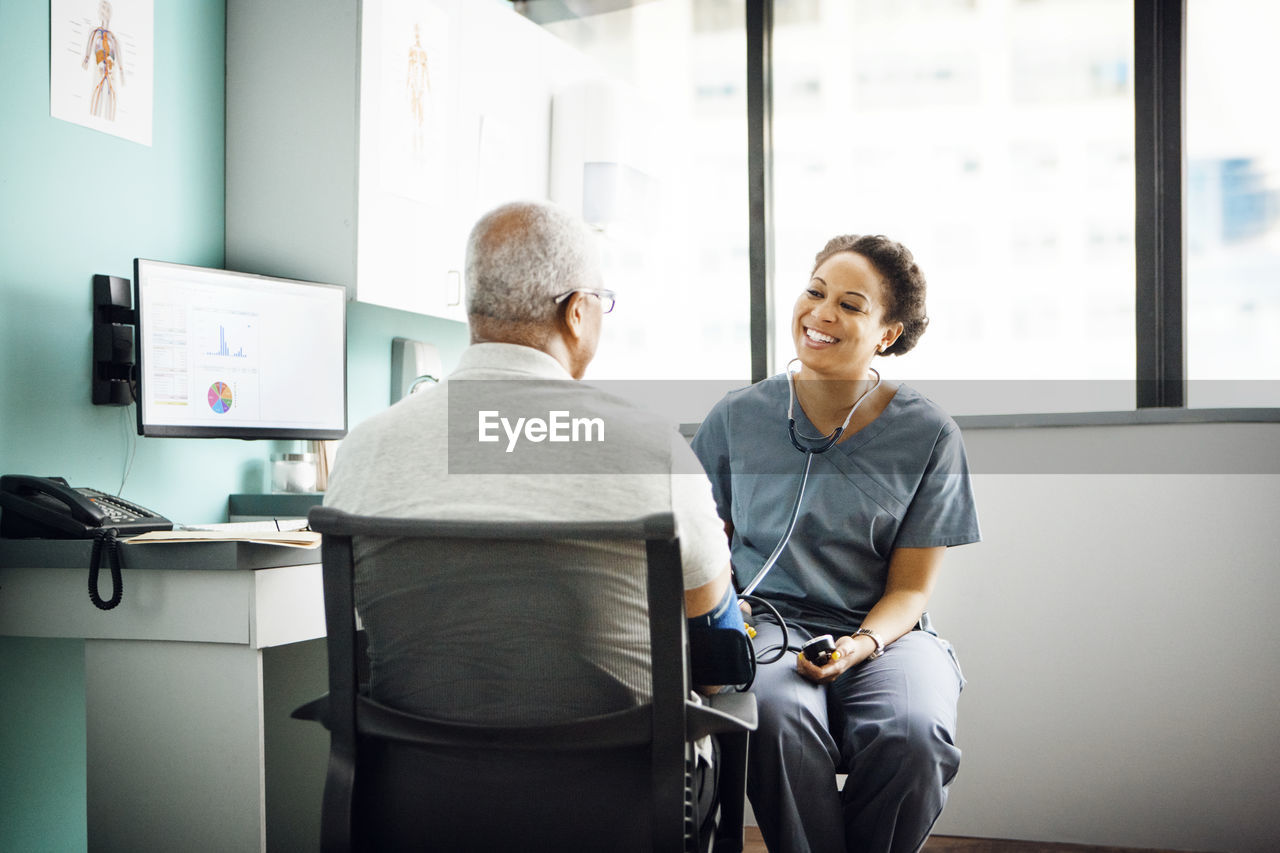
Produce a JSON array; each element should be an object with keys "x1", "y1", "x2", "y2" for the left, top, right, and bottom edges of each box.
[
  {"x1": 747, "y1": 0, "x2": 774, "y2": 383},
  {"x1": 1134, "y1": 0, "x2": 1187, "y2": 408}
]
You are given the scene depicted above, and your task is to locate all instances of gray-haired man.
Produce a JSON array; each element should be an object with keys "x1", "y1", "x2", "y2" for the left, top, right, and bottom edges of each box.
[{"x1": 325, "y1": 199, "x2": 747, "y2": 840}]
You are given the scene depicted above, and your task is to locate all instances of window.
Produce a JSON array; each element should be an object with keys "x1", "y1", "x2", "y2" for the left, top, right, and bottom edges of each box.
[
  {"x1": 519, "y1": 0, "x2": 1278, "y2": 420},
  {"x1": 518, "y1": 0, "x2": 751, "y2": 408},
  {"x1": 770, "y1": 0, "x2": 1136, "y2": 415},
  {"x1": 1185, "y1": 0, "x2": 1280, "y2": 408}
]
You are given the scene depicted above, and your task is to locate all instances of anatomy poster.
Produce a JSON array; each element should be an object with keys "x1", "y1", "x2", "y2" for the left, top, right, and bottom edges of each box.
[
  {"x1": 374, "y1": 0, "x2": 453, "y2": 201},
  {"x1": 50, "y1": 0, "x2": 154, "y2": 146}
]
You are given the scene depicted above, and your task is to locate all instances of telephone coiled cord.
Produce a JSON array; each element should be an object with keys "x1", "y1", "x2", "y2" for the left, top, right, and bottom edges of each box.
[{"x1": 89, "y1": 528, "x2": 124, "y2": 610}]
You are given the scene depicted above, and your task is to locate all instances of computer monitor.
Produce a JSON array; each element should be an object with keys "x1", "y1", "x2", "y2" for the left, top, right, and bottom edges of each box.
[{"x1": 134, "y1": 259, "x2": 348, "y2": 440}]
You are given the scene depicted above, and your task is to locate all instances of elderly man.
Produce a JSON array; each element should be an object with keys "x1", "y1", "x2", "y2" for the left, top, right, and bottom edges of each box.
[{"x1": 324, "y1": 200, "x2": 746, "y2": 838}]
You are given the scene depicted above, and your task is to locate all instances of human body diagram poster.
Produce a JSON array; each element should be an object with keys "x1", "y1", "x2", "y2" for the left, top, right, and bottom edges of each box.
[
  {"x1": 372, "y1": 0, "x2": 454, "y2": 203},
  {"x1": 50, "y1": 0, "x2": 154, "y2": 146}
]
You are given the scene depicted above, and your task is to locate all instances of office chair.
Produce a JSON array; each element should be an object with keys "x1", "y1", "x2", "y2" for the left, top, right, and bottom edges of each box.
[{"x1": 295, "y1": 506, "x2": 757, "y2": 853}]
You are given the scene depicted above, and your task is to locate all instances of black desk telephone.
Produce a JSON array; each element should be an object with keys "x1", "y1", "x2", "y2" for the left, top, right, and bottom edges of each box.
[
  {"x1": 0, "y1": 475, "x2": 172, "y2": 538},
  {"x1": 0, "y1": 475, "x2": 173, "y2": 610}
]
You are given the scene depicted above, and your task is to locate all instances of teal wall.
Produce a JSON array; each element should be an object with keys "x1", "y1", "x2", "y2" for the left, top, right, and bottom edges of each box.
[
  {"x1": 0, "y1": 2, "x2": 469, "y2": 848},
  {"x1": 0, "y1": 2, "x2": 470, "y2": 525},
  {"x1": 0, "y1": 1, "x2": 234, "y2": 523},
  {"x1": 347, "y1": 301, "x2": 468, "y2": 424}
]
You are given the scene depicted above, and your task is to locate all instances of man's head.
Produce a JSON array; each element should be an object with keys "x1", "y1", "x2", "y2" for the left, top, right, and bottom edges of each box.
[{"x1": 465, "y1": 201, "x2": 606, "y2": 378}]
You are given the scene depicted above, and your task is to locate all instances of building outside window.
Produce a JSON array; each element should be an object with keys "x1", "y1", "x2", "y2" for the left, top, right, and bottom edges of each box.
[
  {"x1": 525, "y1": 0, "x2": 751, "y2": 412},
  {"x1": 770, "y1": 0, "x2": 1135, "y2": 415},
  {"x1": 1186, "y1": 0, "x2": 1280, "y2": 408},
  {"x1": 521, "y1": 0, "x2": 1280, "y2": 417}
]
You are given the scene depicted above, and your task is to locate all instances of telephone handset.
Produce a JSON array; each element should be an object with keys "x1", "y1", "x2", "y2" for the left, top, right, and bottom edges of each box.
[
  {"x1": 0, "y1": 475, "x2": 173, "y2": 610},
  {"x1": 0, "y1": 475, "x2": 172, "y2": 538}
]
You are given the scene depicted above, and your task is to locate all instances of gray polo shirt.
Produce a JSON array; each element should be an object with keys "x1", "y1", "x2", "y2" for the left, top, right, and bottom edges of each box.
[{"x1": 325, "y1": 343, "x2": 729, "y2": 723}]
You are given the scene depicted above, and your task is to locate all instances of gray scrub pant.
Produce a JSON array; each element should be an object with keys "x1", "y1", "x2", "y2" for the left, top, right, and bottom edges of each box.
[{"x1": 746, "y1": 621, "x2": 964, "y2": 853}]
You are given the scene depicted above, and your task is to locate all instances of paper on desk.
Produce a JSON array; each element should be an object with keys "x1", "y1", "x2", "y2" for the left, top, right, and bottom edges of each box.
[{"x1": 128, "y1": 529, "x2": 321, "y2": 548}]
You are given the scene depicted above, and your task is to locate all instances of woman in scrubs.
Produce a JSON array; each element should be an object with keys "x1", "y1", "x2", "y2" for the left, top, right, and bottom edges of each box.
[{"x1": 692, "y1": 234, "x2": 980, "y2": 853}]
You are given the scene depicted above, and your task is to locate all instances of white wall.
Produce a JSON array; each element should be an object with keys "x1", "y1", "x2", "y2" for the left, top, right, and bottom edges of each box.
[{"x1": 929, "y1": 422, "x2": 1280, "y2": 852}]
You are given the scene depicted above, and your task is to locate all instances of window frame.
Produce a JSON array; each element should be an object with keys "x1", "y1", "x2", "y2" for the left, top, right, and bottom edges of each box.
[
  {"x1": 744, "y1": 0, "x2": 1280, "y2": 425},
  {"x1": 1134, "y1": 0, "x2": 1186, "y2": 409}
]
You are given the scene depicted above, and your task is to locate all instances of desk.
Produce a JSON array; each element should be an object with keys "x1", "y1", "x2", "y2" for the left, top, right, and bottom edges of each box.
[{"x1": 0, "y1": 539, "x2": 329, "y2": 852}]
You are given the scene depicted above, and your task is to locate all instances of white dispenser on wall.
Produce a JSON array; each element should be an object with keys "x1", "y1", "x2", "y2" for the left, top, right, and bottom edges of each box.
[{"x1": 391, "y1": 337, "x2": 442, "y2": 404}]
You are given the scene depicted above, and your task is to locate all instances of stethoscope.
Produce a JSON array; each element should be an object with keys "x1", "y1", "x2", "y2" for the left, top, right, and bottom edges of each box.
[
  {"x1": 738, "y1": 362, "x2": 881, "y2": 598},
  {"x1": 722, "y1": 362, "x2": 885, "y2": 682}
]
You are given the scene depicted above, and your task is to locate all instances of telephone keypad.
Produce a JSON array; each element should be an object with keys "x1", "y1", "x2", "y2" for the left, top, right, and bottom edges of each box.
[{"x1": 84, "y1": 490, "x2": 150, "y2": 524}]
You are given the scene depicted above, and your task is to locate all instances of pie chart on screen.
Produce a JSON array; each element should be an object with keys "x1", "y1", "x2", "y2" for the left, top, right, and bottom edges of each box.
[{"x1": 208, "y1": 381, "x2": 234, "y2": 414}]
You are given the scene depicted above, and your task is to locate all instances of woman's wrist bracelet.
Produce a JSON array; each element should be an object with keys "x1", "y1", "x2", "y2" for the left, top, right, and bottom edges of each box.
[{"x1": 850, "y1": 627, "x2": 885, "y2": 660}]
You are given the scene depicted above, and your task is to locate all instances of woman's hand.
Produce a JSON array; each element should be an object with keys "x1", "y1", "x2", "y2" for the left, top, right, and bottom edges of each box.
[
  {"x1": 795, "y1": 545, "x2": 950, "y2": 685},
  {"x1": 794, "y1": 634, "x2": 866, "y2": 685}
]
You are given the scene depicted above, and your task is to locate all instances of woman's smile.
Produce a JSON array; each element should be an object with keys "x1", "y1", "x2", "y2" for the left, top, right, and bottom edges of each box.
[{"x1": 803, "y1": 327, "x2": 840, "y2": 346}]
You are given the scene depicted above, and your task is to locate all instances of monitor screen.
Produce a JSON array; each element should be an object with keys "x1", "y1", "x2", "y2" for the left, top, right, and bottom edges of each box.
[{"x1": 134, "y1": 259, "x2": 348, "y2": 439}]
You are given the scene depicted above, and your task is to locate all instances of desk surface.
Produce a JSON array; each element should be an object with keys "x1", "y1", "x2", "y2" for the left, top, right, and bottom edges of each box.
[
  {"x1": 0, "y1": 536, "x2": 320, "y2": 571},
  {"x1": 0, "y1": 542, "x2": 325, "y2": 649}
]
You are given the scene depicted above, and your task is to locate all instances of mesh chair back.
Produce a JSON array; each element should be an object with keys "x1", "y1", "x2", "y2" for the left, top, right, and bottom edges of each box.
[
  {"x1": 309, "y1": 507, "x2": 693, "y2": 852},
  {"x1": 353, "y1": 534, "x2": 653, "y2": 725}
]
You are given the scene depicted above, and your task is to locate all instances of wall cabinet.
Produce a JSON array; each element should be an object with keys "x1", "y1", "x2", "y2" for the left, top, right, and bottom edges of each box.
[{"x1": 226, "y1": 0, "x2": 593, "y2": 320}]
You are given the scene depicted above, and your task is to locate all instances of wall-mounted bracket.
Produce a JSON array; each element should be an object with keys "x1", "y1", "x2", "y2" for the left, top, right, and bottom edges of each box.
[{"x1": 93, "y1": 274, "x2": 135, "y2": 406}]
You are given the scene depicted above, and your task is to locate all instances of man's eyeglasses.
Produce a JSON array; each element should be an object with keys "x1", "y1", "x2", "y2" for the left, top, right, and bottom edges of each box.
[{"x1": 552, "y1": 288, "x2": 616, "y2": 314}]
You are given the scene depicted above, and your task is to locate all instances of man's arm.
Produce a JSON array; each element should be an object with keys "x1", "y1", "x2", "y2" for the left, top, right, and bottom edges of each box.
[
  {"x1": 685, "y1": 562, "x2": 733, "y2": 619},
  {"x1": 670, "y1": 430, "x2": 749, "y2": 691},
  {"x1": 686, "y1": 563, "x2": 750, "y2": 694}
]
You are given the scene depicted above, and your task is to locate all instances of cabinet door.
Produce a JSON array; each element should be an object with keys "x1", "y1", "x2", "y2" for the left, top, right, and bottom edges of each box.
[
  {"x1": 226, "y1": 0, "x2": 359, "y2": 296},
  {"x1": 228, "y1": 0, "x2": 595, "y2": 321}
]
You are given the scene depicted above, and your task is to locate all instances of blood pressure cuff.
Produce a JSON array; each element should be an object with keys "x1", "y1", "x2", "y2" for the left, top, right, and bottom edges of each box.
[{"x1": 687, "y1": 583, "x2": 753, "y2": 686}]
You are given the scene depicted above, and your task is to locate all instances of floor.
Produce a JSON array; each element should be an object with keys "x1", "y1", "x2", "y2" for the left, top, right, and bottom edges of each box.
[{"x1": 741, "y1": 827, "x2": 1211, "y2": 853}]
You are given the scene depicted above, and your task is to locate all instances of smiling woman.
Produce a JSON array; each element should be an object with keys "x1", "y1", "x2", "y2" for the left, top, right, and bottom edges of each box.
[
  {"x1": 796, "y1": 238, "x2": 913, "y2": 363},
  {"x1": 788, "y1": 235, "x2": 929, "y2": 438},
  {"x1": 691, "y1": 230, "x2": 980, "y2": 852},
  {"x1": 795, "y1": 252, "x2": 898, "y2": 375}
]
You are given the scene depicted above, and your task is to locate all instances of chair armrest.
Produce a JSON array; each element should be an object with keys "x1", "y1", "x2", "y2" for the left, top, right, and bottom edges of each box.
[
  {"x1": 686, "y1": 692, "x2": 758, "y2": 741},
  {"x1": 291, "y1": 694, "x2": 331, "y2": 728},
  {"x1": 707, "y1": 691, "x2": 758, "y2": 727}
]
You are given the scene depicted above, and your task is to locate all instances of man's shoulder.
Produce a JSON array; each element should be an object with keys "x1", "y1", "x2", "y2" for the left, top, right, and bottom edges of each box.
[
  {"x1": 325, "y1": 387, "x2": 448, "y2": 507},
  {"x1": 349, "y1": 384, "x2": 448, "y2": 442}
]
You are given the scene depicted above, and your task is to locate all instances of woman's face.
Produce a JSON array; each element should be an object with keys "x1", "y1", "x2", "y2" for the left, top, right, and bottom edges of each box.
[{"x1": 792, "y1": 251, "x2": 902, "y2": 378}]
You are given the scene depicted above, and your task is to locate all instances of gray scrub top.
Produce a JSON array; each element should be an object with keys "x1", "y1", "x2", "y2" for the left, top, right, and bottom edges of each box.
[{"x1": 692, "y1": 374, "x2": 981, "y2": 636}]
